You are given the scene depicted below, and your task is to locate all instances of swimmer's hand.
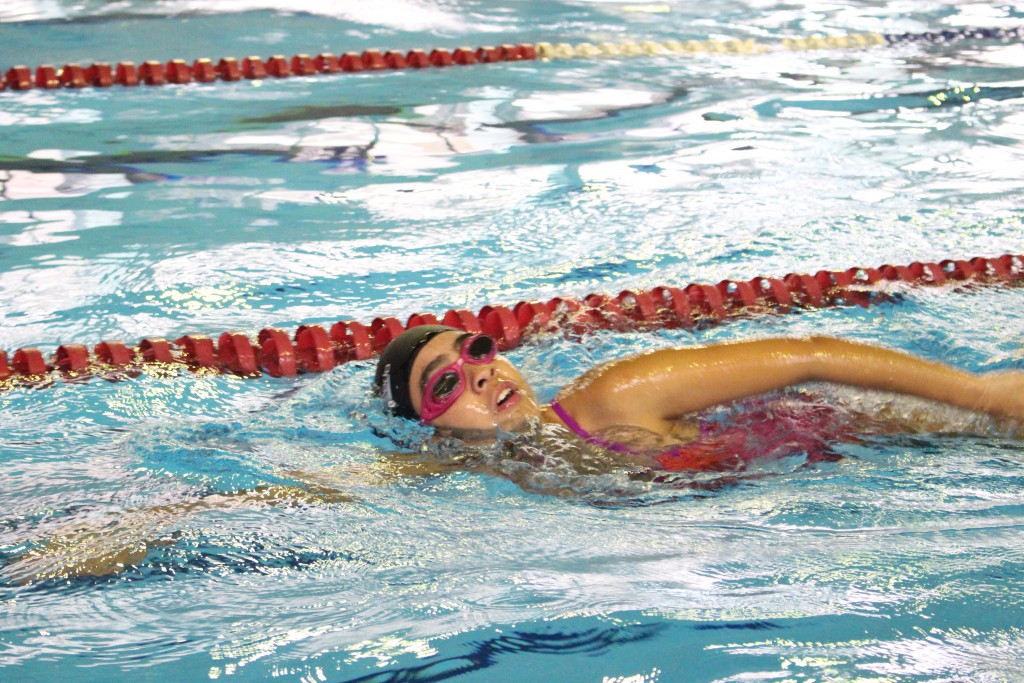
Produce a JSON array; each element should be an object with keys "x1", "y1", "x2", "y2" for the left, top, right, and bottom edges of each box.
[{"x1": 5, "y1": 517, "x2": 166, "y2": 584}]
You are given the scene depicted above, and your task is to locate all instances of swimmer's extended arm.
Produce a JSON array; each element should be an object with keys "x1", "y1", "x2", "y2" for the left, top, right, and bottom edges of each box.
[
  {"x1": 555, "y1": 336, "x2": 1024, "y2": 433},
  {"x1": 5, "y1": 485, "x2": 355, "y2": 583}
]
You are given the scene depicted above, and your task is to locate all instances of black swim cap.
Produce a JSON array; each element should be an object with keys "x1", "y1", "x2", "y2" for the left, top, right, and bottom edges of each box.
[{"x1": 374, "y1": 325, "x2": 458, "y2": 420}]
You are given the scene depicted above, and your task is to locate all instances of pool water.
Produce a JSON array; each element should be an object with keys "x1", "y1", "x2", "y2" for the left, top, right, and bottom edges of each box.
[{"x1": 2, "y1": 1, "x2": 1024, "y2": 681}]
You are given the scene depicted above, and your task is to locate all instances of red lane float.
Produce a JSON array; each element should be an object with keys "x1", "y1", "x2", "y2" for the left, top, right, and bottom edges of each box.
[
  {"x1": 481, "y1": 306, "x2": 521, "y2": 350},
  {"x1": 219, "y1": 332, "x2": 259, "y2": 375},
  {"x1": 370, "y1": 317, "x2": 405, "y2": 353},
  {"x1": 685, "y1": 283, "x2": 727, "y2": 320},
  {"x1": 295, "y1": 325, "x2": 335, "y2": 373},
  {"x1": 339, "y1": 53, "x2": 363, "y2": 72},
  {"x1": 193, "y1": 59, "x2": 217, "y2": 83},
  {"x1": 139, "y1": 337, "x2": 174, "y2": 363},
  {"x1": 291, "y1": 54, "x2": 318, "y2": 76},
  {"x1": 36, "y1": 65, "x2": 59, "y2": 88},
  {"x1": 214, "y1": 58, "x2": 240, "y2": 81},
  {"x1": 514, "y1": 301, "x2": 553, "y2": 333},
  {"x1": 242, "y1": 56, "x2": 267, "y2": 79},
  {"x1": 176, "y1": 334, "x2": 218, "y2": 368},
  {"x1": 5, "y1": 66, "x2": 32, "y2": 90},
  {"x1": 267, "y1": 55, "x2": 291, "y2": 78},
  {"x1": 139, "y1": 61, "x2": 165, "y2": 86},
  {"x1": 95, "y1": 340, "x2": 133, "y2": 366},
  {"x1": 0, "y1": 254, "x2": 1021, "y2": 388},
  {"x1": 442, "y1": 309, "x2": 483, "y2": 333},
  {"x1": 12, "y1": 348, "x2": 47, "y2": 375},
  {"x1": 618, "y1": 290, "x2": 659, "y2": 325},
  {"x1": 331, "y1": 321, "x2": 373, "y2": 362},
  {"x1": 361, "y1": 50, "x2": 386, "y2": 70},
  {"x1": 116, "y1": 62, "x2": 139, "y2": 86},
  {"x1": 258, "y1": 328, "x2": 297, "y2": 377},
  {"x1": 55, "y1": 344, "x2": 90, "y2": 373},
  {"x1": 406, "y1": 313, "x2": 440, "y2": 328}
]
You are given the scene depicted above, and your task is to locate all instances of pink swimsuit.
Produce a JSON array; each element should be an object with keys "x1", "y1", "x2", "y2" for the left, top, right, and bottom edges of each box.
[{"x1": 550, "y1": 397, "x2": 858, "y2": 471}]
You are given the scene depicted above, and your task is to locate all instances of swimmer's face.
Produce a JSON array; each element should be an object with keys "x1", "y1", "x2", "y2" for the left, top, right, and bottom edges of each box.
[{"x1": 409, "y1": 331, "x2": 541, "y2": 440}]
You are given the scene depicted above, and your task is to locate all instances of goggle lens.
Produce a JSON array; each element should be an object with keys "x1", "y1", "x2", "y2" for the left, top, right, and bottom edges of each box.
[
  {"x1": 430, "y1": 371, "x2": 461, "y2": 402},
  {"x1": 467, "y1": 335, "x2": 495, "y2": 360}
]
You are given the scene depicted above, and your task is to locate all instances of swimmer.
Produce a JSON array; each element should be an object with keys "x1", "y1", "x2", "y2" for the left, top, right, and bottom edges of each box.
[
  {"x1": 376, "y1": 325, "x2": 1024, "y2": 468},
  {"x1": 11, "y1": 326, "x2": 1024, "y2": 583}
]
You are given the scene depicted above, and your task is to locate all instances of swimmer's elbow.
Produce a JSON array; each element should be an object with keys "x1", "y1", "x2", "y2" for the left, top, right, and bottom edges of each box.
[
  {"x1": 792, "y1": 335, "x2": 846, "y2": 382},
  {"x1": 803, "y1": 335, "x2": 843, "y2": 355}
]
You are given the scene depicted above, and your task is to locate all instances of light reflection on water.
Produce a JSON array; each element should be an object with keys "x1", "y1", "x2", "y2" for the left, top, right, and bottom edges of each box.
[{"x1": 1, "y1": 0, "x2": 1024, "y2": 681}]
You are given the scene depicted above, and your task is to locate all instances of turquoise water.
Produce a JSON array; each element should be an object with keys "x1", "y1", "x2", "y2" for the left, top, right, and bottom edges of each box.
[{"x1": 2, "y1": 1, "x2": 1024, "y2": 681}]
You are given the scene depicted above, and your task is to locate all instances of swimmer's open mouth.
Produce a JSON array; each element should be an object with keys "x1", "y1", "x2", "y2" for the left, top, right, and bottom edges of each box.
[{"x1": 496, "y1": 384, "x2": 519, "y2": 412}]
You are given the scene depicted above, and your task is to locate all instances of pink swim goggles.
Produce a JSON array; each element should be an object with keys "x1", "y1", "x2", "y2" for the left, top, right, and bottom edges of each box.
[{"x1": 419, "y1": 334, "x2": 497, "y2": 423}]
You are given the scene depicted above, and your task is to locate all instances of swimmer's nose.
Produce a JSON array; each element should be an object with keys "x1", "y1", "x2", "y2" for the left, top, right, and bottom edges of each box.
[{"x1": 466, "y1": 364, "x2": 495, "y2": 394}]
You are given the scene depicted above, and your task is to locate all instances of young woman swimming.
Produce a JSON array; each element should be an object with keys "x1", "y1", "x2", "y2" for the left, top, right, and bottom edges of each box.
[
  {"x1": 375, "y1": 325, "x2": 1024, "y2": 470},
  {"x1": 11, "y1": 324, "x2": 1023, "y2": 583}
]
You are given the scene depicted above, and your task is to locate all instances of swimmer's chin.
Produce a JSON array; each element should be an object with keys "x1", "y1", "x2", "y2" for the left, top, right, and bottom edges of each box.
[{"x1": 433, "y1": 416, "x2": 538, "y2": 445}]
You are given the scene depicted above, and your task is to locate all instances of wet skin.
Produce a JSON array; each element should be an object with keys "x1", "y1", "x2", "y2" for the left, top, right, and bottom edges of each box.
[{"x1": 408, "y1": 331, "x2": 546, "y2": 438}]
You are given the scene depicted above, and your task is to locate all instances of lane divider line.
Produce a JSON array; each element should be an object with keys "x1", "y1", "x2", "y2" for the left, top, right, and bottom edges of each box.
[
  {"x1": 2, "y1": 27, "x2": 1021, "y2": 94},
  {"x1": 0, "y1": 254, "x2": 1020, "y2": 389}
]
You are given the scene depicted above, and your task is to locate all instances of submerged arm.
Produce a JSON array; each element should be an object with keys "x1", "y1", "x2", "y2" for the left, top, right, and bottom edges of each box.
[
  {"x1": 5, "y1": 484, "x2": 355, "y2": 584},
  {"x1": 554, "y1": 336, "x2": 1024, "y2": 433}
]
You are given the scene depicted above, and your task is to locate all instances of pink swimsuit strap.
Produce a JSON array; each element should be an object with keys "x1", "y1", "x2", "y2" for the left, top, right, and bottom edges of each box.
[{"x1": 549, "y1": 400, "x2": 636, "y2": 454}]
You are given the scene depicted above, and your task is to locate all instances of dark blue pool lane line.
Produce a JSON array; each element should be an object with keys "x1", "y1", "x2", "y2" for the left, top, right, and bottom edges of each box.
[
  {"x1": 1, "y1": 26, "x2": 1022, "y2": 94},
  {"x1": 0, "y1": 254, "x2": 1021, "y2": 391}
]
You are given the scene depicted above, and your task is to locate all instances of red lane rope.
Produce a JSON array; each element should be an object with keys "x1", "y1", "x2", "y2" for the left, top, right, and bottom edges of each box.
[
  {"x1": 0, "y1": 254, "x2": 1020, "y2": 389},
  {"x1": 0, "y1": 44, "x2": 538, "y2": 93}
]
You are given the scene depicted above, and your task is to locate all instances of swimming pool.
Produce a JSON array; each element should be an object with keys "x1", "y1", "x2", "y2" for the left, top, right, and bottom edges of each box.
[{"x1": 3, "y1": 1, "x2": 1024, "y2": 681}]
